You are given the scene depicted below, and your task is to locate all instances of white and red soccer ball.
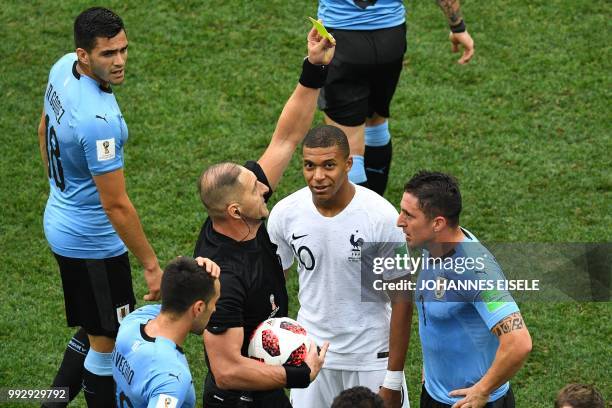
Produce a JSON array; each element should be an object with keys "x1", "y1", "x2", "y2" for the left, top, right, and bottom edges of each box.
[{"x1": 248, "y1": 317, "x2": 311, "y2": 366}]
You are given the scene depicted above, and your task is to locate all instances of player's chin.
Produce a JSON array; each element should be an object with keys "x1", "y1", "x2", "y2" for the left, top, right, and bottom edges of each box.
[{"x1": 109, "y1": 70, "x2": 125, "y2": 85}]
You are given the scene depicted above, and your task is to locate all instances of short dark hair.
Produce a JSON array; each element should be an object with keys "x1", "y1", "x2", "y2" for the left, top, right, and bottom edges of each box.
[
  {"x1": 554, "y1": 383, "x2": 605, "y2": 408},
  {"x1": 303, "y1": 125, "x2": 350, "y2": 158},
  {"x1": 404, "y1": 170, "x2": 462, "y2": 227},
  {"x1": 331, "y1": 386, "x2": 384, "y2": 408},
  {"x1": 74, "y1": 7, "x2": 125, "y2": 52},
  {"x1": 161, "y1": 257, "x2": 217, "y2": 315}
]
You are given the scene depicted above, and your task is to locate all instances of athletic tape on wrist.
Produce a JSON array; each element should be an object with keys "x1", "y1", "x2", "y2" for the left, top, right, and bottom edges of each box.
[
  {"x1": 299, "y1": 57, "x2": 328, "y2": 89},
  {"x1": 284, "y1": 364, "x2": 311, "y2": 389},
  {"x1": 382, "y1": 370, "x2": 403, "y2": 391}
]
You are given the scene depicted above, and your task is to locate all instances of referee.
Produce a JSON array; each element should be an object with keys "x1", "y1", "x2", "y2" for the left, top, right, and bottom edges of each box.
[
  {"x1": 193, "y1": 28, "x2": 334, "y2": 407},
  {"x1": 38, "y1": 8, "x2": 162, "y2": 407}
]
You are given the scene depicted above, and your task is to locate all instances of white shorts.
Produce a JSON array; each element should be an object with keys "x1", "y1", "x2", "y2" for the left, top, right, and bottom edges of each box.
[{"x1": 290, "y1": 368, "x2": 410, "y2": 408}]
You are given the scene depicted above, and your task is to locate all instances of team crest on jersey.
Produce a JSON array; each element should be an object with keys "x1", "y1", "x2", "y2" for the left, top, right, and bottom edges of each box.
[
  {"x1": 116, "y1": 304, "x2": 130, "y2": 323},
  {"x1": 348, "y1": 231, "x2": 365, "y2": 262},
  {"x1": 96, "y1": 138, "x2": 115, "y2": 161},
  {"x1": 434, "y1": 277, "x2": 447, "y2": 299},
  {"x1": 155, "y1": 394, "x2": 178, "y2": 408}
]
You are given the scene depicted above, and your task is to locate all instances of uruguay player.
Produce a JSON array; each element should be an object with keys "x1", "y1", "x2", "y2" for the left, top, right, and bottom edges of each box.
[
  {"x1": 113, "y1": 257, "x2": 220, "y2": 408},
  {"x1": 38, "y1": 7, "x2": 162, "y2": 407}
]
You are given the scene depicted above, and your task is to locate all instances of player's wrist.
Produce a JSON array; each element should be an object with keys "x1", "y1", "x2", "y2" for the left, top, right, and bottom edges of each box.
[
  {"x1": 450, "y1": 19, "x2": 466, "y2": 33},
  {"x1": 299, "y1": 57, "x2": 328, "y2": 89},
  {"x1": 283, "y1": 364, "x2": 311, "y2": 388},
  {"x1": 382, "y1": 370, "x2": 404, "y2": 391}
]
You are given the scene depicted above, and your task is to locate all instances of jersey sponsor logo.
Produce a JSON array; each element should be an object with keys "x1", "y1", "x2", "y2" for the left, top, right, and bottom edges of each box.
[
  {"x1": 348, "y1": 230, "x2": 365, "y2": 262},
  {"x1": 116, "y1": 304, "x2": 130, "y2": 323},
  {"x1": 291, "y1": 233, "x2": 308, "y2": 240},
  {"x1": 97, "y1": 138, "x2": 116, "y2": 161},
  {"x1": 168, "y1": 372, "x2": 181, "y2": 382},
  {"x1": 290, "y1": 233, "x2": 315, "y2": 270},
  {"x1": 155, "y1": 394, "x2": 178, "y2": 408}
]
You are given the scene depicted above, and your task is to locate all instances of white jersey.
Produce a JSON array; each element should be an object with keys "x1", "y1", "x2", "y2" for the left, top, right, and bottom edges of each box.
[{"x1": 268, "y1": 185, "x2": 408, "y2": 370}]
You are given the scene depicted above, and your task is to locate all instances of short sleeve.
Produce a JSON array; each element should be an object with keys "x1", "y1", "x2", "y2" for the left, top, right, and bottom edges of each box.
[
  {"x1": 76, "y1": 116, "x2": 124, "y2": 176},
  {"x1": 471, "y1": 255, "x2": 520, "y2": 329},
  {"x1": 244, "y1": 160, "x2": 273, "y2": 202},
  {"x1": 147, "y1": 371, "x2": 192, "y2": 408},
  {"x1": 206, "y1": 267, "x2": 247, "y2": 331},
  {"x1": 267, "y1": 207, "x2": 295, "y2": 270}
]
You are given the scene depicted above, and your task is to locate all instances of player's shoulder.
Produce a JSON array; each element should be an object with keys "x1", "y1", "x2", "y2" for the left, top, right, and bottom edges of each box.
[
  {"x1": 269, "y1": 186, "x2": 311, "y2": 220},
  {"x1": 49, "y1": 53, "x2": 77, "y2": 78},
  {"x1": 353, "y1": 185, "x2": 399, "y2": 219},
  {"x1": 122, "y1": 304, "x2": 161, "y2": 327}
]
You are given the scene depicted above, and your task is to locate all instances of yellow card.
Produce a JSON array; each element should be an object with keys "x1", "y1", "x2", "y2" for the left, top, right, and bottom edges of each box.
[{"x1": 308, "y1": 17, "x2": 336, "y2": 45}]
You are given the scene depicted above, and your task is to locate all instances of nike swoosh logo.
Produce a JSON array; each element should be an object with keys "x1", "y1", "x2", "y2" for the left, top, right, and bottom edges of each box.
[
  {"x1": 291, "y1": 233, "x2": 308, "y2": 240},
  {"x1": 95, "y1": 115, "x2": 108, "y2": 123}
]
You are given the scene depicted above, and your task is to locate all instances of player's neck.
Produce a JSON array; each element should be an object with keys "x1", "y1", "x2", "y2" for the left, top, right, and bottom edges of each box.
[
  {"x1": 313, "y1": 181, "x2": 355, "y2": 217},
  {"x1": 427, "y1": 227, "x2": 465, "y2": 257},
  {"x1": 76, "y1": 61, "x2": 110, "y2": 89},
  {"x1": 212, "y1": 217, "x2": 261, "y2": 242},
  {"x1": 145, "y1": 314, "x2": 189, "y2": 347}
]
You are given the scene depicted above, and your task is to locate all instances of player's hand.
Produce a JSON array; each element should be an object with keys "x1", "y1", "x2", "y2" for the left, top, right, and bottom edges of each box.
[
  {"x1": 449, "y1": 384, "x2": 489, "y2": 408},
  {"x1": 379, "y1": 386, "x2": 402, "y2": 408},
  {"x1": 449, "y1": 31, "x2": 474, "y2": 64},
  {"x1": 195, "y1": 256, "x2": 221, "y2": 278},
  {"x1": 143, "y1": 264, "x2": 162, "y2": 301},
  {"x1": 307, "y1": 26, "x2": 335, "y2": 66},
  {"x1": 304, "y1": 340, "x2": 329, "y2": 382}
]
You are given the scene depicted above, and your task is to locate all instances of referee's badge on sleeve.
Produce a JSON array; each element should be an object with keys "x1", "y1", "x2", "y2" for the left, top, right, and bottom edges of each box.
[
  {"x1": 96, "y1": 138, "x2": 115, "y2": 161},
  {"x1": 116, "y1": 304, "x2": 130, "y2": 323}
]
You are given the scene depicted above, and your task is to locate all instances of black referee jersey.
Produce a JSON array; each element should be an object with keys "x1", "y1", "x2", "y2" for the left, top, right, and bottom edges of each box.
[{"x1": 194, "y1": 161, "x2": 289, "y2": 358}]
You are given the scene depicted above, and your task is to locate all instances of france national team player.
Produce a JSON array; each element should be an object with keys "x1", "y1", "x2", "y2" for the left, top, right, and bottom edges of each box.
[
  {"x1": 39, "y1": 8, "x2": 162, "y2": 406},
  {"x1": 397, "y1": 171, "x2": 532, "y2": 408},
  {"x1": 113, "y1": 257, "x2": 220, "y2": 408},
  {"x1": 316, "y1": 0, "x2": 475, "y2": 196}
]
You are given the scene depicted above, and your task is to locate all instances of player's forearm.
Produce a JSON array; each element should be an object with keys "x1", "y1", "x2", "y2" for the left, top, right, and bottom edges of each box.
[
  {"x1": 271, "y1": 84, "x2": 319, "y2": 150},
  {"x1": 436, "y1": 0, "x2": 464, "y2": 27},
  {"x1": 214, "y1": 356, "x2": 287, "y2": 391},
  {"x1": 103, "y1": 199, "x2": 158, "y2": 270},
  {"x1": 387, "y1": 301, "x2": 413, "y2": 370},
  {"x1": 476, "y1": 332, "x2": 532, "y2": 395}
]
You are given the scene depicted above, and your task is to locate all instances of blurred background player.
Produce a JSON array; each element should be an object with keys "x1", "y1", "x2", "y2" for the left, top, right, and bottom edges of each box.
[
  {"x1": 193, "y1": 27, "x2": 334, "y2": 407},
  {"x1": 317, "y1": 0, "x2": 475, "y2": 196},
  {"x1": 397, "y1": 171, "x2": 531, "y2": 408},
  {"x1": 268, "y1": 125, "x2": 412, "y2": 408},
  {"x1": 113, "y1": 257, "x2": 220, "y2": 408},
  {"x1": 554, "y1": 383, "x2": 605, "y2": 408},
  {"x1": 38, "y1": 7, "x2": 163, "y2": 407}
]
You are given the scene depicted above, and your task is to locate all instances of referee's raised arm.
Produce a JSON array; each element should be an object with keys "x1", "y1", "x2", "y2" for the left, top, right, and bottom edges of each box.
[{"x1": 257, "y1": 27, "x2": 335, "y2": 191}]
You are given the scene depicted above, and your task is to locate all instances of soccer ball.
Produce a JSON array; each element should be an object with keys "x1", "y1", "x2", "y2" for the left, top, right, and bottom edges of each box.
[{"x1": 248, "y1": 317, "x2": 311, "y2": 366}]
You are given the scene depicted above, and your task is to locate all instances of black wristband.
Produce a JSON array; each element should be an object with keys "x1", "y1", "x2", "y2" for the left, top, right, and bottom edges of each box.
[
  {"x1": 450, "y1": 20, "x2": 466, "y2": 33},
  {"x1": 299, "y1": 58, "x2": 328, "y2": 89},
  {"x1": 284, "y1": 364, "x2": 311, "y2": 389}
]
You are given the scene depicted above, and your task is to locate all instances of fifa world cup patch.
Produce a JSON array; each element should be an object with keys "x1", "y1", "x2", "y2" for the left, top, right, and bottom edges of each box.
[
  {"x1": 155, "y1": 394, "x2": 178, "y2": 408},
  {"x1": 96, "y1": 138, "x2": 115, "y2": 161},
  {"x1": 116, "y1": 304, "x2": 130, "y2": 323}
]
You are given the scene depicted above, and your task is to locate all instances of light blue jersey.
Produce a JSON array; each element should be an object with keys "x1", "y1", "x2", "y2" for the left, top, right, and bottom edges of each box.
[
  {"x1": 416, "y1": 228, "x2": 519, "y2": 405},
  {"x1": 318, "y1": 0, "x2": 405, "y2": 30},
  {"x1": 113, "y1": 305, "x2": 196, "y2": 408},
  {"x1": 43, "y1": 53, "x2": 127, "y2": 259}
]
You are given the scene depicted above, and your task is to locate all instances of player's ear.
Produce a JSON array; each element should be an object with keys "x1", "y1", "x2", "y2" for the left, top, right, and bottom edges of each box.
[
  {"x1": 76, "y1": 48, "x2": 89, "y2": 66},
  {"x1": 432, "y1": 216, "x2": 447, "y2": 233},
  {"x1": 345, "y1": 155, "x2": 353, "y2": 172}
]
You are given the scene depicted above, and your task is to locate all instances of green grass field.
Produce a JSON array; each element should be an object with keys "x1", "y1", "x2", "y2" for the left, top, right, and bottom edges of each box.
[{"x1": 1, "y1": 1, "x2": 610, "y2": 406}]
